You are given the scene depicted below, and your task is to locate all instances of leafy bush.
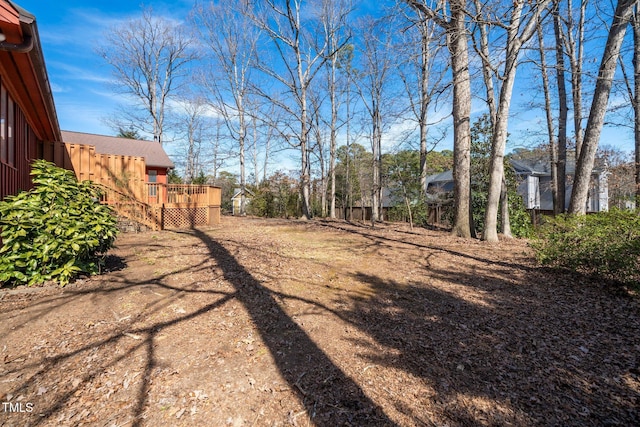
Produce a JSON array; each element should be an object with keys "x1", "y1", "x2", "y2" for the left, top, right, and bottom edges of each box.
[
  {"x1": 387, "y1": 199, "x2": 431, "y2": 228},
  {"x1": 0, "y1": 160, "x2": 118, "y2": 286},
  {"x1": 507, "y1": 188, "x2": 534, "y2": 238},
  {"x1": 532, "y1": 209, "x2": 640, "y2": 286}
]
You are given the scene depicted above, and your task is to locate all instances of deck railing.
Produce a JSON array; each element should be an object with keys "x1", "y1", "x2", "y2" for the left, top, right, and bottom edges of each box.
[
  {"x1": 100, "y1": 183, "x2": 221, "y2": 229},
  {"x1": 144, "y1": 183, "x2": 220, "y2": 206}
]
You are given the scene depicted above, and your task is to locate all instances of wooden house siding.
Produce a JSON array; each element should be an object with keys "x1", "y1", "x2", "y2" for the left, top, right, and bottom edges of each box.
[
  {"x1": 0, "y1": 75, "x2": 41, "y2": 200},
  {"x1": 0, "y1": 2, "x2": 22, "y2": 46},
  {"x1": 0, "y1": 1, "x2": 61, "y2": 201}
]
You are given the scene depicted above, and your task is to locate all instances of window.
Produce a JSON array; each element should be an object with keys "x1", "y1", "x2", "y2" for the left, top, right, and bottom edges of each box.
[
  {"x1": 148, "y1": 169, "x2": 157, "y2": 197},
  {"x1": 8, "y1": 96, "x2": 14, "y2": 165}
]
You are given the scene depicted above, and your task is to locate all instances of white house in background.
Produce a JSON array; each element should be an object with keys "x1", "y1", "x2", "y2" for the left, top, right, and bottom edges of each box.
[
  {"x1": 231, "y1": 188, "x2": 254, "y2": 215},
  {"x1": 426, "y1": 158, "x2": 609, "y2": 213}
]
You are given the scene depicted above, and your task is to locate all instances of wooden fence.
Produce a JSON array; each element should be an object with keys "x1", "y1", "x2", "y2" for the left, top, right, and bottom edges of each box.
[{"x1": 63, "y1": 143, "x2": 147, "y2": 202}]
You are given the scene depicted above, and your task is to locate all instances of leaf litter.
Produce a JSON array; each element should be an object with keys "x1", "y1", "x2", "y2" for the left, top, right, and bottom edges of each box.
[{"x1": 0, "y1": 216, "x2": 638, "y2": 426}]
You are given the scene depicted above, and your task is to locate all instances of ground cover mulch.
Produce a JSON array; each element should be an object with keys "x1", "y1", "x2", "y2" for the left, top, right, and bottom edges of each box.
[{"x1": 1, "y1": 216, "x2": 639, "y2": 426}]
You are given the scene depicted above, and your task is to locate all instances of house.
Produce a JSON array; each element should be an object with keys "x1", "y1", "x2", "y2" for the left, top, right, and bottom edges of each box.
[
  {"x1": 0, "y1": 0, "x2": 62, "y2": 200},
  {"x1": 510, "y1": 158, "x2": 608, "y2": 213},
  {"x1": 58, "y1": 130, "x2": 221, "y2": 229},
  {"x1": 425, "y1": 158, "x2": 609, "y2": 214},
  {"x1": 60, "y1": 130, "x2": 174, "y2": 203},
  {"x1": 231, "y1": 188, "x2": 254, "y2": 215},
  {"x1": 335, "y1": 188, "x2": 400, "y2": 221},
  {"x1": 0, "y1": 1, "x2": 221, "y2": 230}
]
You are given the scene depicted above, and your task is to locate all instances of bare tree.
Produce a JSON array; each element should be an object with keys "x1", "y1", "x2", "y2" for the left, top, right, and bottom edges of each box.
[
  {"x1": 173, "y1": 96, "x2": 209, "y2": 183},
  {"x1": 336, "y1": 44, "x2": 358, "y2": 219},
  {"x1": 322, "y1": 0, "x2": 353, "y2": 218},
  {"x1": 98, "y1": 8, "x2": 197, "y2": 145},
  {"x1": 247, "y1": 0, "x2": 343, "y2": 219},
  {"x1": 570, "y1": 0, "x2": 636, "y2": 214},
  {"x1": 308, "y1": 87, "x2": 329, "y2": 216},
  {"x1": 552, "y1": 0, "x2": 569, "y2": 213},
  {"x1": 565, "y1": 0, "x2": 588, "y2": 160},
  {"x1": 535, "y1": 16, "x2": 561, "y2": 215},
  {"x1": 618, "y1": 3, "x2": 640, "y2": 209},
  {"x1": 192, "y1": 0, "x2": 259, "y2": 215},
  {"x1": 355, "y1": 16, "x2": 398, "y2": 224},
  {"x1": 480, "y1": 0, "x2": 552, "y2": 243},
  {"x1": 398, "y1": 6, "x2": 448, "y2": 197},
  {"x1": 632, "y1": 4, "x2": 640, "y2": 208},
  {"x1": 208, "y1": 118, "x2": 233, "y2": 183},
  {"x1": 404, "y1": 0, "x2": 474, "y2": 238},
  {"x1": 471, "y1": 0, "x2": 508, "y2": 236}
]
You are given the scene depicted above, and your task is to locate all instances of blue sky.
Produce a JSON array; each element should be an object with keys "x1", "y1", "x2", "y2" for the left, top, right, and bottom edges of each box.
[
  {"x1": 18, "y1": 1, "x2": 194, "y2": 136},
  {"x1": 15, "y1": 1, "x2": 638, "y2": 162}
]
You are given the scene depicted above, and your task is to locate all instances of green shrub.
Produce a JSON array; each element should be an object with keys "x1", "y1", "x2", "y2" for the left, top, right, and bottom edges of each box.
[
  {"x1": 0, "y1": 160, "x2": 118, "y2": 286},
  {"x1": 532, "y1": 209, "x2": 640, "y2": 286},
  {"x1": 387, "y1": 199, "x2": 431, "y2": 228},
  {"x1": 508, "y1": 189, "x2": 534, "y2": 238}
]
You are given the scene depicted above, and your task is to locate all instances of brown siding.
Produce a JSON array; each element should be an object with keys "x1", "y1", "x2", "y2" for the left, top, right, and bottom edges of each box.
[{"x1": 0, "y1": 76, "x2": 39, "y2": 200}]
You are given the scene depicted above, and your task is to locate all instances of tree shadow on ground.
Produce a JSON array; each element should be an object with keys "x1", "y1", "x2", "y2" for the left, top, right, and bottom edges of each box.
[
  {"x1": 188, "y1": 228, "x2": 394, "y2": 426},
  {"x1": 337, "y1": 264, "x2": 640, "y2": 426},
  {"x1": 314, "y1": 219, "x2": 534, "y2": 271},
  {"x1": 1, "y1": 242, "x2": 238, "y2": 427},
  {"x1": 3, "y1": 219, "x2": 638, "y2": 426}
]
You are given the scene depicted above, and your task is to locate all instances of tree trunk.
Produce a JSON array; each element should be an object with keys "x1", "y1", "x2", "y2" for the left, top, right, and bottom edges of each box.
[
  {"x1": 482, "y1": 5, "x2": 522, "y2": 243},
  {"x1": 633, "y1": 7, "x2": 640, "y2": 210},
  {"x1": 553, "y1": 1, "x2": 568, "y2": 213},
  {"x1": 500, "y1": 178, "x2": 512, "y2": 237},
  {"x1": 329, "y1": 48, "x2": 338, "y2": 219},
  {"x1": 419, "y1": 20, "x2": 431, "y2": 197},
  {"x1": 448, "y1": 0, "x2": 473, "y2": 239},
  {"x1": 537, "y1": 16, "x2": 560, "y2": 215},
  {"x1": 239, "y1": 94, "x2": 247, "y2": 216},
  {"x1": 569, "y1": 0, "x2": 635, "y2": 214},
  {"x1": 482, "y1": 0, "x2": 550, "y2": 242},
  {"x1": 371, "y1": 100, "x2": 381, "y2": 224},
  {"x1": 567, "y1": 0, "x2": 587, "y2": 160}
]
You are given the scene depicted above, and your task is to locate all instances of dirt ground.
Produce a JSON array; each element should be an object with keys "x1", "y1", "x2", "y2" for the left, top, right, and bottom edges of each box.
[{"x1": 1, "y1": 216, "x2": 639, "y2": 427}]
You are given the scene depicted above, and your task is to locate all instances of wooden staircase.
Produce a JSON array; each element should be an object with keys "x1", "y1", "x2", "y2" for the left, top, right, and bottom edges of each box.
[{"x1": 97, "y1": 184, "x2": 163, "y2": 231}]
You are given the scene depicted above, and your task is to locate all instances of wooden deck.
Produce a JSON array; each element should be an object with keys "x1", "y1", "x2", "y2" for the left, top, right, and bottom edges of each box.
[
  {"x1": 58, "y1": 142, "x2": 221, "y2": 230},
  {"x1": 99, "y1": 184, "x2": 221, "y2": 231}
]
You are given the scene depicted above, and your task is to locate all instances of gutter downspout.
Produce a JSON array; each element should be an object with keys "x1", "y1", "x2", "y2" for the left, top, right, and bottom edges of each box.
[
  {"x1": 1, "y1": 0, "x2": 34, "y2": 53},
  {"x1": 0, "y1": 33, "x2": 33, "y2": 53},
  {"x1": 0, "y1": 2, "x2": 61, "y2": 143}
]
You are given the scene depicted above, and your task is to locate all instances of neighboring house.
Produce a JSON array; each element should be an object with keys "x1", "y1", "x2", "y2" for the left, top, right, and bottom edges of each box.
[
  {"x1": 0, "y1": 0, "x2": 62, "y2": 200},
  {"x1": 231, "y1": 188, "x2": 254, "y2": 215},
  {"x1": 335, "y1": 188, "x2": 400, "y2": 221},
  {"x1": 426, "y1": 158, "x2": 609, "y2": 214},
  {"x1": 510, "y1": 158, "x2": 608, "y2": 213}
]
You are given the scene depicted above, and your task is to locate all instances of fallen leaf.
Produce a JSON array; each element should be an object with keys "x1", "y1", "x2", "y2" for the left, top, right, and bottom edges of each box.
[{"x1": 124, "y1": 333, "x2": 142, "y2": 340}]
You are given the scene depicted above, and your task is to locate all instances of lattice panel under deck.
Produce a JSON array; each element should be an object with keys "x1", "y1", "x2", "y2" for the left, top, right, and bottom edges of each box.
[{"x1": 163, "y1": 207, "x2": 208, "y2": 229}]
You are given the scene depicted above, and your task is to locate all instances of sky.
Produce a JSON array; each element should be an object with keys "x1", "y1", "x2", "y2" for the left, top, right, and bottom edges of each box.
[
  {"x1": 15, "y1": 0, "x2": 638, "y2": 174},
  {"x1": 18, "y1": 1, "x2": 194, "y2": 137}
]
